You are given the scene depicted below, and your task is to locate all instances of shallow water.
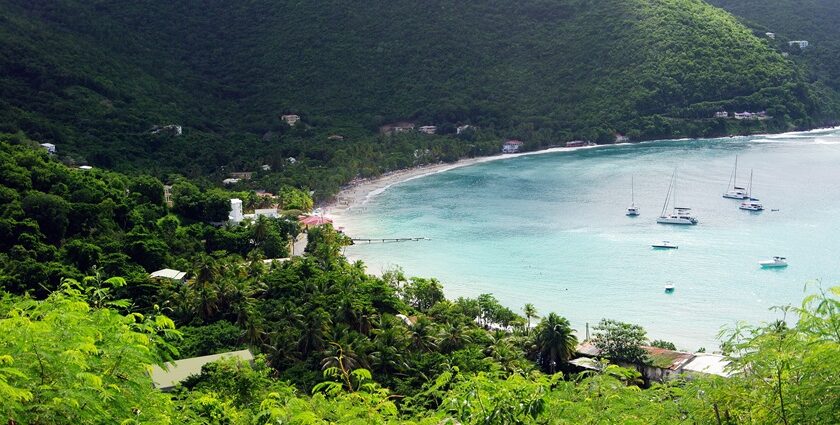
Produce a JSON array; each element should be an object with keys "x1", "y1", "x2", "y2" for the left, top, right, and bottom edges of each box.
[{"x1": 341, "y1": 128, "x2": 840, "y2": 350}]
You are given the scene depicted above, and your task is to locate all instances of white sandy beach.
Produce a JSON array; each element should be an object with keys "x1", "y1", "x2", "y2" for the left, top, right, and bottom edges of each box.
[{"x1": 324, "y1": 144, "x2": 603, "y2": 228}]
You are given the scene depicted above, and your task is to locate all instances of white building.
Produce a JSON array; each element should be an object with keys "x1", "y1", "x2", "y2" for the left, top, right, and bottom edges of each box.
[
  {"x1": 79, "y1": 165, "x2": 93, "y2": 170},
  {"x1": 253, "y1": 208, "x2": 279, "y2": 219},
  {"x1": 456, "y1": 125, "x2": 474, "y2": 135},
  {"x1": 418, "y1": 125, "x2": 437, "y2": 134},
  {"x1": 281, "y1": 114, "x2": 301, "y2": 126},
  {"x1": 715, "y1": 111, "x2": 729, "y2": 118},
  {"x1": 149, "y1": 268, "x2": 187, "y2": 283},
  {"x1": 502, "y1": 140, "x2": 524, "y2": 153},
  {"x1": 222, "y1": 178, "x2": 240, "y2": 185},
  {"x1": 789, "y1": 40, "x2": 809, "y2": 49},
  {"x1": 765, "y1": 32, "x2": 775, "y2": 40},
  {"x1": 229, "y1": 198, "x2": 244, "y2": 223},
  {"x1": 40, "y1": 143, "x2": 56, "y2": 154}
]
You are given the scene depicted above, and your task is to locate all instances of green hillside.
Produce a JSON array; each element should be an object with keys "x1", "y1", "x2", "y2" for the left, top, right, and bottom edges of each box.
[
  {"x1": 707, "y1": 0, "x2": 840, "y2": 119},
  {"x1": 0, "y1": 0, "x2": 835, "y2": 194}
]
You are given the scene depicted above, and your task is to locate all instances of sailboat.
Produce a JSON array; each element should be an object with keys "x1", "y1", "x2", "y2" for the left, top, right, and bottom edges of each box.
[
  {"x1": 626, "y1": 176, "x2": 640, "y2": 216},
  {"x1": 657, "y1": 169, "x2": 698, "y2": 225},
  {"x1": 723, "y1": 156, "x2": 749, "y2": 199},
  {"x1": 739, "y1": 169, "x2": 764, "y2": 211}
]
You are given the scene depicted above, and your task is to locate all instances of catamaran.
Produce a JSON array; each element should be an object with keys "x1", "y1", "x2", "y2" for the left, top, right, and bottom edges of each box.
[
  {"x1": 723, "y1": 156, "x2": 749, "y2": 199},
  {"x1": 657, "y1": 169, "x2": 698, "y2": 225},
  {"x1": 626, "y1": 176, "x2": 640, "y2": 216},
  {"x1": 739, "y1": 169, "x2": 764, "y2": 211}
]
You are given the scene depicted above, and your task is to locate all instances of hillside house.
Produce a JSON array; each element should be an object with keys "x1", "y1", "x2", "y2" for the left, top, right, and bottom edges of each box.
[
  {"x1": 765, "y1": 32, "x2": 775, "y2": 39},
  {"x1": 150, "y1": 124, "x2": 183, "y2": 136},
  {"x1": 149, "y1": 268, "x2": 187, "y2": 283},
  {"x1": 327, "y1": 134, "x2": 345, "y2": 141},
  {"x1": 379, "y1": 122, "x2": 415, "y2": 135},
  {"x1": 715, "y1": 111, "x2": 729, "y2": 118},
  {"x1": 502, "y1": 140, "x2": 524, "y2": 153},
  {"x1": 457, "y1": 125, "x2": 474, "y2": 134},
  {"x1": 39, "y1": 143, "x2": 56, "y2": 154},
  {"x1": 419, "y1": 125, "x2": 437, "y2": 134},
  {"x1": 150, "y1": 350, "x2": 254, "y2": 391},
  {"x1": 222, "y1": 178, "x2": 240, "y2": 185},
  {"x1": 789, "y1": 40, "x2": 809, "y2": 49},
  {"x1": 230, "y1": 171, "x2": 254, "y2": 180},
  {"x1": 574, "y1": 341, "x2": 733, "y2": 383},
  {"x1": 281, "y1": 114, "x2": 300, "y2": 126}
]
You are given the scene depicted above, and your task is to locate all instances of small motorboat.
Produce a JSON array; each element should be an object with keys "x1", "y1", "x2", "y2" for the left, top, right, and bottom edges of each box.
[
  {"x1": 664, "y1": 283, "x2": 675, "y2": 293},
  {"x1": 652, "y1": 241, "x2": 678, "y2": 249},
  {"x1": 760, "y1": 257, "x2": 788, "y2": 268}
]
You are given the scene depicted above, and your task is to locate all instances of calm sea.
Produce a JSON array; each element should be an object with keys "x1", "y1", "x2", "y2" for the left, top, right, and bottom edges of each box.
[{"x1": 340, "y1": 128, "x2": 840, "y2": 350}]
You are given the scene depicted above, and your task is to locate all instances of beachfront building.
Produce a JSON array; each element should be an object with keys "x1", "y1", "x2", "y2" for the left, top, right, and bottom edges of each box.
[
  {"x1": 281, "y1": 114, "x2": 301, "y2": 126},
  {"x1": 566, "y1": 140, "x2": 595, "y2": 148},
  {"x1": 40, "y1": 143, "x2": 56, "y2": 154},
  {"x1": 149, "y1": 268, "x2": 187, "y2": 283},
  {"x1": 502, "y1": 139, "x2": 524, "y2": 153},
  {"x1": 150, "y1": 350, "x2": 254, "y2": 391},
  {"x1": 789, "y1": 40, "x2": 809, "y2": 49},
  {"x1": 714, "y1": 111, "x2": 729, "y2": 118},
  {"x1": 615, "y1": 134, "x2": 630, "y2": 143}
]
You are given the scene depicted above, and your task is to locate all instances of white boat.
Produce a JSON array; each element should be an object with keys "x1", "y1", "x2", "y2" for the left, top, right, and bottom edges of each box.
[
  {"x1": 652, "y1": 241, "x2": 678, "y2": 249},
  {"x1": 664, "y1": 283, "x2": 675, "y2": 292},
  {"x1": 626, "y1": 176, "x2": 640, "y2": 216},
  {"x1": 739, "y1": 169, "x2": 764, "y2": 211},
  {"x1": 657, "y1": 169, "x2": 698, "y2": 225},
  {"x1": 760, "y1": 256, "x2": 788, "y2": 268},
  {"x1": 723, "y1": 156, "x2": 749, "y2": 199}
]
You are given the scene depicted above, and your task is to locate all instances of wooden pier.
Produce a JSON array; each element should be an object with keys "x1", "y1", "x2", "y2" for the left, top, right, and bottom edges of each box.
[{"x1": 351, "y1": 237, "x2": 429, "y2": 244}]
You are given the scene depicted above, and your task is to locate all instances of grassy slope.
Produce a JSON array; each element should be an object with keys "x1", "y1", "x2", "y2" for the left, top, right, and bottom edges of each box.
[{"x1": 0, "y1": 0, "x2": 825, "y2": 172}]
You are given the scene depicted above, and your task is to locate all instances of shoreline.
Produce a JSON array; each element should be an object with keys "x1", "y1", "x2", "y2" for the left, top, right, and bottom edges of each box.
[{"x1": 324, "y1": 126, "x2": 840, "y2": 228}]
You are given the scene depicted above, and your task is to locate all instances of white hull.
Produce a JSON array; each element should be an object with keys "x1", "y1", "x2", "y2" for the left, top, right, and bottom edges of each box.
[
  {"x1": 657, "y1": 216, "x2": 697, "y2": 225},
  {"x1": 760, "y1": 262, "x2": 788, "y2": 268},
  {"x1": 723, "y1": 192, "x2": 748, "y2": 199}
]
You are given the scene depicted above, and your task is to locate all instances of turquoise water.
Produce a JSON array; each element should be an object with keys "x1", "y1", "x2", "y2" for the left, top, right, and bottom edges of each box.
[{"x1": 340, "y1": 128, "x2": 840, "y2": 350}]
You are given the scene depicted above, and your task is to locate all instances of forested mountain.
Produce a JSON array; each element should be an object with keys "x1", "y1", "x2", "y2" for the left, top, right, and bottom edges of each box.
[
  {"x1": 1, "y1": 0, "x2": 835, "y2": 186},
  {"x1": 707, "y1": 0, "x2": 840, "y2": 118}
]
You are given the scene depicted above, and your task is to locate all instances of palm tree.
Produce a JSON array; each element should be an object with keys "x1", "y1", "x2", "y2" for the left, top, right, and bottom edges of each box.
[
  {"x1": 534, "y1": 313, "x2": 578, "y2": 374},
  {"x1": 523, "y1": 303, "x2": 538, "y2": 335}
]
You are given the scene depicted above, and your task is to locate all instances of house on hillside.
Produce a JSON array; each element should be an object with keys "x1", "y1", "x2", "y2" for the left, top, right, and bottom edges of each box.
[
  {"x1": 281, "y1": 114, "x2": 301, "y2": 126},
  {"x1": 229, "y1": 198, "x2": 244, "y2": 223},
  {"x1": 574, "y1": 341, "x2": 733, "y2": 382},
  {"x1": 40, "y1": 143, "x2": 56, "y2": 154},
  {"x1": 715, "y1": 111, "x2": 729, "y2": 118},
  {"x1": 379, "y1": 122, "x2": 415, "y2": 135},
  {"x1": 149, "y1": 350, "x2": 254, "y2": 391},
  {"x1": 419, "y1": 125, "x2": 437, "y2": 134},
  {"x1": 457, "y1": 125, "x2": 474, "y2": 135},
  {"x1": 789, "y1": 40, "x2": 809, "y2": 49},
  {"x1": 222, "y1": 178, "x2": 240, "y2": 185},
  {"x1": 327, "y1": 134, "x2": 345, "y2": 141},
  {"x1": 149, "y1": 268, "x2": 187, "y2": 284},
  {"x1": 150, "y1": 124, "x2": 183, "y2": 136},
  {"x1": 502, "y1": 140, "x2": 524, "y2": 153},
  {"x1": 765, "y1": 32, "x2": 775, "y2": 40},
  {"x1": 230, "y1": 172, "x2": 254, "y2": 180}
]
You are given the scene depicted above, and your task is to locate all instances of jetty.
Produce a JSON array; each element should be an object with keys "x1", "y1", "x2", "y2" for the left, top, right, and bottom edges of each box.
[{"x1": 351, "y1": 237, "x2": 429, "y2": 244}]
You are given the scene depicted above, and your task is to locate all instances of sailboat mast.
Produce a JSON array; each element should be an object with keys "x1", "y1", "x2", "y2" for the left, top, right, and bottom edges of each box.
[
  {"x1": 733, "y1": 155, "x2": 738, "y2": 188},
  {"x1": 747, "y1": 169, "x2": 753, "y2": 198},
  {"x1": 631, "y1": 176, "x2": 635, "y2": 205},
  {"x1": 660, "y1": 169, "x2": 675, "y2": 217}
]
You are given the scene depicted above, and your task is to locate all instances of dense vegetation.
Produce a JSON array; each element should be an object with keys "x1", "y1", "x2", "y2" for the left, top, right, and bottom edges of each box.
[
  {"x1": 708, "y1": 0, "x2": 840, "y2": 120},
  {"x1": 1, "y1": 0, "x2": 837, "y2": 200},
  {"x1": 2, "y1": 132, "x2": 839, "y2": 424}
]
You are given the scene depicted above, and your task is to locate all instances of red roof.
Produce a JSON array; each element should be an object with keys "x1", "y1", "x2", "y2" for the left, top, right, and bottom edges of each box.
[{"x1": 299, "y1": 215, "x2": 333, "y2": 226}]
